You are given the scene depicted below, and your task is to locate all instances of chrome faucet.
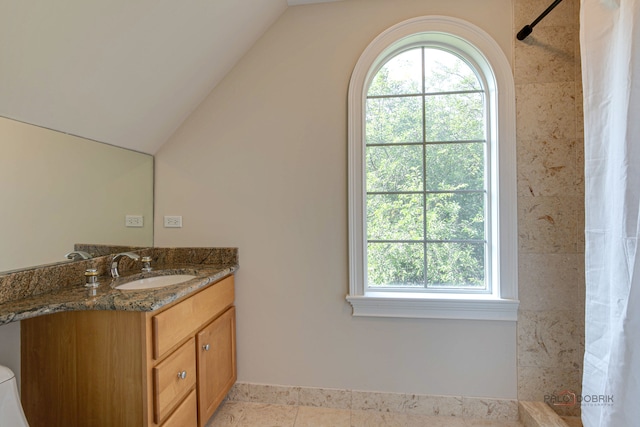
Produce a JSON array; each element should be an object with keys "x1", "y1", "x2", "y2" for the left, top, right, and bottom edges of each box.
[
  {"x1": 65, "y1": 251, "x2": 92, "y2": 260},
  {"x1": 110, "y1": 252, "x2": 140, "y2": 278}
]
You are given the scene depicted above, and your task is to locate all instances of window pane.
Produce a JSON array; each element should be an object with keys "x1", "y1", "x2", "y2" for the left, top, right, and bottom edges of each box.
[
  {"x1": 426, "y1": 242, "x2": 485, "y2": 288},
  {"x1": 367, "y1": 242, "x2": 424, "y2": 287},
  {"x1": 424, "y1": 48, "x2": 482, "y2": 93},
  {"x1": 367, "y1": 194, "x2": 423, "y2": 240},
  {"x1": 425, "y1": 142, "x2": 485, "y2": 191},
  {"x1": 366, "y1": 96, "x2": 422, "y2": 144},
  {"x1": 366, "y1": 145, "x2": 423, "y2": 192},
  {"x1": 361, "y1": 44, "x2": 491, "y2": 295},
  {"x1": 425, "y1": 193, "x2": 485, "y2": 240},
  {"x1": 424, "y1": 93, "x2": 484, "y2": 142},
  {"x1": 368, "y1": 48, "x2": 422, "y2": 96}
]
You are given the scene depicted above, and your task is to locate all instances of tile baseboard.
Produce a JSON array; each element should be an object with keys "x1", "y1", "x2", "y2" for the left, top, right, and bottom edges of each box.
[{"x1": 226, "y1": 382, "x2": 519, "y2": 421}]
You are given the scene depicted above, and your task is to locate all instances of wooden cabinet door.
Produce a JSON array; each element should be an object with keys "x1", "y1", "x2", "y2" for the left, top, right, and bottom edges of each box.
[{"x1": 196, "y1": 306, "x2": 236, "y2": 427}]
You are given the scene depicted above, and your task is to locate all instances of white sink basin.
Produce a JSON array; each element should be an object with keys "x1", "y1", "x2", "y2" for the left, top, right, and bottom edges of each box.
[{"x1": 115, "y1": 274, "x2": 196, "y2": 290}]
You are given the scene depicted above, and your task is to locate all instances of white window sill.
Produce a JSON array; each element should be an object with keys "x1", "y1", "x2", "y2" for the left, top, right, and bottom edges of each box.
[{"x1": 346, "y1": 293, "x2": 519, "y2": 321}]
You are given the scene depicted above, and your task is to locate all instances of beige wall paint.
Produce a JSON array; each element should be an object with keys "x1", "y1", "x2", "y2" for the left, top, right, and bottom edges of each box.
[
  {"x1": 0, "y1": 0, "x2": 288, "y2": 154},
  {"x1": 155, "y1": 0, "x2": 517, "y2": 398}
]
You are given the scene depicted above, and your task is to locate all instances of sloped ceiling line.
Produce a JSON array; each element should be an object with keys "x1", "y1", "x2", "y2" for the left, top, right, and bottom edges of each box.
[{"x1": 1, "y1": 0, "x2": 296, "y2": 154}]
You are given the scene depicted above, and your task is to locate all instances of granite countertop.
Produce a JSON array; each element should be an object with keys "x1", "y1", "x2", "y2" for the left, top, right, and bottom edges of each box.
[{"x1": 0, "y1": 247, "x2": 239, "y2": 325}]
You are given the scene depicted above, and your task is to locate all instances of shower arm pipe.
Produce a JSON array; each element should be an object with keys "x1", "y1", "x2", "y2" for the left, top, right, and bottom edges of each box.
[{"x1": 516, "y1": 0, "x2": 565, "y2": 40}]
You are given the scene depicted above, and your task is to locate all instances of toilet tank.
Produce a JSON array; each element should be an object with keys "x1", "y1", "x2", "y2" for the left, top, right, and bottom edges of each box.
[{"x1": 0, "y1": 365, "x2": 29, "y2": 427}]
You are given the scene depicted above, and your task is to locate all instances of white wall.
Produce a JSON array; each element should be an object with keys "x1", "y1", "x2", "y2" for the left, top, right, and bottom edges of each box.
[{"x1": 155, "y1": 0, "x2": 517, "y2": 398}]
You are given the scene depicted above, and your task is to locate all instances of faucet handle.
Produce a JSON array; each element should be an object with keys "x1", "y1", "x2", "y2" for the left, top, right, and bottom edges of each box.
[
  {"x1": 84, "y1": 268, "x2": 99, "y2": 288},
  {"x1": 141, "y1": 256, "x2": 153, "y2": 273}
]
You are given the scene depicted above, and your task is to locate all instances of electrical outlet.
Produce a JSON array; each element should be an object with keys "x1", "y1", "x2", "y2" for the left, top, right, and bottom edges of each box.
[
  {"x1": 164, "y1": 215, "x2": 182, "y2": 228},
  {"x1": 125, "y1": 215, "x2": 144, "y2": 227}
]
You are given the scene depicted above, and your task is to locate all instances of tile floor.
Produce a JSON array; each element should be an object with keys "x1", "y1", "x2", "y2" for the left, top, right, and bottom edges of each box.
[
  {"x1": 206, "y1": 401, "x2": 525, "y2": 427},
  {"x1": 561, "y1": 417, "x2": 582, "y2": 427}
]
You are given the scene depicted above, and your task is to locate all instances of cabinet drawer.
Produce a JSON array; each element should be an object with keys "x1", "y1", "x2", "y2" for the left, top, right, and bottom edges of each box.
[
  {"x1": 162, "y1": 389, "x2": 197, "y2": 427},
  {"x1": 153, "y1": 275, "x2": 234, "y2": 359},
  {"x1": 153, "y1": 337, "x2": 196, "y2": 424}
]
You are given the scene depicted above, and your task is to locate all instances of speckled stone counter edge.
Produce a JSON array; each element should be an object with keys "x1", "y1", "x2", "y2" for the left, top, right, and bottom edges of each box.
[{"x1": 0, "y1": 247, "x2": 238, "y2": 325}]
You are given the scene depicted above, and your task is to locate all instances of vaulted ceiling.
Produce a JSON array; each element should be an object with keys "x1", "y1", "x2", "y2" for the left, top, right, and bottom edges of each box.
[{"x1": 0, "y1": 0, "x2": 340, "y2": 154}]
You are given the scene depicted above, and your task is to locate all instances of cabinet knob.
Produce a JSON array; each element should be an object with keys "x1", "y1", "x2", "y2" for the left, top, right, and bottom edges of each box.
[
  {"x1": 177, "y1": 371, "x2": 187, "y2": 380},
  {"x1": 203, "y1": 344, "x2": 210, "y2": 351}
]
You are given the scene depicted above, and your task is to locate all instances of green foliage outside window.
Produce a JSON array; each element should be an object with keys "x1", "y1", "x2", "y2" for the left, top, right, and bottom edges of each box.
[{"x1": 365, "y1": 47, "x2": 488, "y2": 289}]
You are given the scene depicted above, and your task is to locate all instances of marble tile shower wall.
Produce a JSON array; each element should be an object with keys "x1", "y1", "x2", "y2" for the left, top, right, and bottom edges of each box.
[{"x1": 514, "y1": 0, "x2": 585, "y2": 417}]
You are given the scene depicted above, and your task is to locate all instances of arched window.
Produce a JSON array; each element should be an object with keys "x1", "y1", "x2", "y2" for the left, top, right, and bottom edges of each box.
[{"x1": 347, "y1": 16, "x2": 518, "y2": 320}]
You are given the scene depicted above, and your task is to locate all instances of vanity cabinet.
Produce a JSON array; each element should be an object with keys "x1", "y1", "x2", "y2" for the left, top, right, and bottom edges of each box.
[
  {"x1": 21, "y1": 275, "x2": 236, "y2": 427},
  {"x1": 196, "y1": 306, "x2": 236, "y2": 424}
]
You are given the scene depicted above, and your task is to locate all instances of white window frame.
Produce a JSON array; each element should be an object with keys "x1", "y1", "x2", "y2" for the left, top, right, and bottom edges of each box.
[{"x1": 347, "y1": 16, "x2": 518, "y2": 321}]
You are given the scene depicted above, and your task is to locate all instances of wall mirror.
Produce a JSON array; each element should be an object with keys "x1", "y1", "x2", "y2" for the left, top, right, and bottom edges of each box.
[{"x1": 0, "y1": 116, "x2": 154, "y2": 273}]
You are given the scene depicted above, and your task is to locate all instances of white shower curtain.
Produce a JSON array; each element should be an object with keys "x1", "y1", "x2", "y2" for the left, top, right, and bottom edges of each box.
[{"x1": 581, "y1": 0, "x2": 640, "y2": 426}]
